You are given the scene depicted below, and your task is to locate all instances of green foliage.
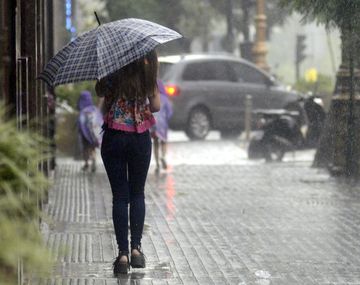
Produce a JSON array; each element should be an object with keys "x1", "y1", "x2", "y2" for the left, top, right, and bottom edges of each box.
[
  {"x1": 55, "y1": 112, "x2": 79, "y2": 157},
  {"x1": 279, "y1": 0, "x2": 360, "y2": 69},
  {"x1": 178, "y1": 1, "x2": 217, "y2": 45},
  {"x1": 55, "y1": 81, "x2": 97, "y2": 109},
  {"x1": 0, "y1": 103, "x2": 52, "y2": 284},
  {"x1": 279, "y1": 0, "x2": 360, "y2": 30},
  {"x1": 105, "y1": 0, "x2": 183, "y2": 27},
  {"x1": 77, "y1": 0, "x2": 108, "y2": 33},
  {"x1": 102, "y1": 0, "x2": 290, "y2": 52},
  {"x1": 105, "y1": 0, "x2": 187, "y2": 52},
  {"x1": 55, "y1": 83, "x2": 99, "y2": 158},
  {"x1": 208, "y1": 0, "x2": 290, "y2": 39},
  {"x1": 266, "y1": 0, "x2": 291, "y2": 37},
  {"x1": 294, "y1": 73, "x2": 334, "y2": 95}
]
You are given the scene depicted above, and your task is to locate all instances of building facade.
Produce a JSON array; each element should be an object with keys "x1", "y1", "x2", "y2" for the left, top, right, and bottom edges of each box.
[{"x1": 0, "y1": 0, "x2": 55, "y2": 172}]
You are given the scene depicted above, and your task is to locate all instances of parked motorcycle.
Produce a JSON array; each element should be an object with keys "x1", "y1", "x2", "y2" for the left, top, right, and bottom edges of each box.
[{"x1": 248, "y1": 95, "x2": 326, "y2": 162}]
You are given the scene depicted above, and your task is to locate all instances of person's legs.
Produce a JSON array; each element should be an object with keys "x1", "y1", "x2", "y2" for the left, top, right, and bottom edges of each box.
[
  {"x1": 153, "y1": 136, "x2": 160, "y2": 173},
  {"x1": 101, "y1": 131, "x2": 130, "y2": 255},
  {"x1": 89, "y1": 147, "x2": 96, "y2": 172},
  {"x1": 128, "y1": 131, "x2": 151, "y2": 256},
  {"x1": 160, "y1": 141, "x2": 167, "y2": 169},
  {"x1": 81, "y1": 137, "x2": 91, "y2": 170}
]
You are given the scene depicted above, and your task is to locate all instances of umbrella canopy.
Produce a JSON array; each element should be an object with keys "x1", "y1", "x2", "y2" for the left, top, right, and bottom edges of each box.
[{"x1": 39, "y1": 18, "x2": 182, "y2": 87}]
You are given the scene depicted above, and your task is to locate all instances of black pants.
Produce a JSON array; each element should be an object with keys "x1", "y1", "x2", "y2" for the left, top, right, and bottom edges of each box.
[{"x1": 101, "y1": 128, "x2": 151, "y2": 253}]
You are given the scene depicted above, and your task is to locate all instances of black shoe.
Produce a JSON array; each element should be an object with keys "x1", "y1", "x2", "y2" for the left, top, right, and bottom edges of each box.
[
  {"x1": 81, "y1": 164, "x2": 89, "y2": 171},
  {"x1": 130, "y1": 246, "x2": 146, "y2": 268},
  {"x1": 113, "y1": 252, "x2": 129, "y2": 275}
]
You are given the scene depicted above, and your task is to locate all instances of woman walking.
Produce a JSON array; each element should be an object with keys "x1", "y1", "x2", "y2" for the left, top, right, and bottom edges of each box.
[
  {"x1": 151, "y1": 79, "x2": 173, "y2": 174},
  {"x1": 96, "y1": 50, "x2": 160, "y2": 275}
]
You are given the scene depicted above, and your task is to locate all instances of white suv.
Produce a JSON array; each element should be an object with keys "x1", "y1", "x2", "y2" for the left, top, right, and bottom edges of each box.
[{"x1": 159, "y1": 54, "x2": 301, "y2": 140}]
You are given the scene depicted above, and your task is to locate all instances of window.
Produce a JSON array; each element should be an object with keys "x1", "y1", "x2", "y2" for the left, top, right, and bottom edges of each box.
[
  {"x1": 231, "y1": 62, "x2": 268, "y2": 85},
  {"x1": 182, "y1": 61, "x2": 233, "y2": 81},
  {"x1": 159, "y1": 62, "x2": 174, "y2": 80}
]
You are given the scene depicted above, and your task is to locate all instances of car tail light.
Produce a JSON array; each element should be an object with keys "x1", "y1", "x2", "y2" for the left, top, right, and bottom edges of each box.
[{"x1": 164, "y1": 84, "x2": 180, "y2": 97}]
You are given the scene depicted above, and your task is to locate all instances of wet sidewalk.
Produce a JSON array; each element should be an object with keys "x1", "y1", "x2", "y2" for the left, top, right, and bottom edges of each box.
[{"x1": 42, "y1": 148, "x2": 360, "y2": 284}]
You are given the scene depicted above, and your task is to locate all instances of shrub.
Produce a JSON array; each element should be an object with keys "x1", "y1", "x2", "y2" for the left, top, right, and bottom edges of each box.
[
  {"x1": 293, "y1": 73, "x2": 335, "y2": 111},
  {"x1": 0, "y1": 103, "x2": 52, "y2": 284},
  {"x1": 55, "y1": 81, "x2": 97, "y2": 109},
  {"x1": 294, "y1": 73, "x2": 334, "y2": 95}
]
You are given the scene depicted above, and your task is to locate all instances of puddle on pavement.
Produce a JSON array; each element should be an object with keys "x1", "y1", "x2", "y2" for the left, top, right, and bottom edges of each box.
[
  {"x1": 300, "y1": 177, "x2": 330, "y2": 184},
  {"x1": 255, "y1": 280, "x2": 271, "y2": 285},
  {"x1": 112, "y1": 262, "x2": 172, "y2": 281},
  {"x1": 254, "y1": 270, "x2": 272, "y2": 284},
  {"x1": 52, "y1": 261, "x2": 172, "y2": 280},
  {"x1": 255, "y1": 270, "x2": 271, "y2": 279}
]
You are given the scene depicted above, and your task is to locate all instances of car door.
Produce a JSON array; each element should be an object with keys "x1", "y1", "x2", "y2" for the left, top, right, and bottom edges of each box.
[
  {"x1": 182, "y1": 60, "x2": 236, "y2": 127},
  {"x1": 227, "y1": 62, "x2": 270, "y2": 126}
]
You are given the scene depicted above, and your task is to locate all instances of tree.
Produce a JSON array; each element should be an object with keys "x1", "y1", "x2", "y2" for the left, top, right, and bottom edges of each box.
[
  {"x1": 280, "y1": 0, "x2": 360, "y2": 177},
  {"x1": 77, "y1": 0, "x2": 108, "y2": 33},
  {"x1": 209, "y1": 0, "x2": 290, "y2": 44},
  {"x1": 103, "y1": 0, "x2": 289, "y2": 54},
  {"x1": 265, "y1": 0, "x2": 290, "y2": 39},
  {"x1": 105, "y1": 0, "x2": 209, "y2": 52},
  {"x1": 178, "y1": 0, "x2": 218, "y2": 52}
]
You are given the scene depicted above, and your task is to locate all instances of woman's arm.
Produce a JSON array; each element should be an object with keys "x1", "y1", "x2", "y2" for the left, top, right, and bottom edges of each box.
[{"x1": 149, "y1": 89, "x2": 160, "y2": 113}]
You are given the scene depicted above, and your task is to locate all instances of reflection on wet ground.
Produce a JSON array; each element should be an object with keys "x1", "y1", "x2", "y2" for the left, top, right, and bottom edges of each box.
[
  {"x1": 165, "y1": 169, "x2": 176, "y2": 221},
  {"x1": 41, "y1": 132, "x2": 360, "y2": 284}
]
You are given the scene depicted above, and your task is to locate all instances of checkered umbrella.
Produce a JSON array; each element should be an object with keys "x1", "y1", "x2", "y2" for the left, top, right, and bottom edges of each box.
[{"x1": 39, "y1": 18, "x2": 182, "y2": 87}]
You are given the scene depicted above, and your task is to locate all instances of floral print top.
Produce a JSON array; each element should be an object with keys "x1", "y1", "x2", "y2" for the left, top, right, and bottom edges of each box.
[{"x1": 104, "y1": 97, "x2": 155, "y2": 133}]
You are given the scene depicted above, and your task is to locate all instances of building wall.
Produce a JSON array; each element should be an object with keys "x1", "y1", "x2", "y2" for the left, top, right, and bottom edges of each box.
[
  {"x1": 53, "y1": 0, "x2": 68, "y2": 53},
  {"x1": 0, "y1": 0, "x2": 16, "y2": 107},
  {"x1": 0, "y1": 0, "x2": 54, "y2": 171}
]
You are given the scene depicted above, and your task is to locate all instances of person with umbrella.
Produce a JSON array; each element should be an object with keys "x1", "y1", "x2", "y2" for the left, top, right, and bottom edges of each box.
[
  {"x1": 96, "y1": 49, "x2": 160, "y2": 274},
  {"x1": 39, "y1": 18, "x2": 181, "y2": 275}
]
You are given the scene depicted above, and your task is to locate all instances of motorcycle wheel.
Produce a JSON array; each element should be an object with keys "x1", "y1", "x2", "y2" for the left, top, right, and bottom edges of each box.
[{"x1": 264, "y1": 144, "x2": 285, "y2": 162}]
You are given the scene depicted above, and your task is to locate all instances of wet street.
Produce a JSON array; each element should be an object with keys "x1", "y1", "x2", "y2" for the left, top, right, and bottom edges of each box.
[{"x1": 41, "y1": 131, "x2": 360, "y2": 284}]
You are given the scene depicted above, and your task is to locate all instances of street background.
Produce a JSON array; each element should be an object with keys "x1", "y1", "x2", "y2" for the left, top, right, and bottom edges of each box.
[
  {"x1": 39, "y1": 131, "x2": 360, "y2": 285},
  {"x1": 4, "y1": 1, "x2": 360, "y2": 285}
]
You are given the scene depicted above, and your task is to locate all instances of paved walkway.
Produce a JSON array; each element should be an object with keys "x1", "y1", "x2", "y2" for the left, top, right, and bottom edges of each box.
[{"x1": 41, "y1": 143, "x2": 360, "y2": 284}]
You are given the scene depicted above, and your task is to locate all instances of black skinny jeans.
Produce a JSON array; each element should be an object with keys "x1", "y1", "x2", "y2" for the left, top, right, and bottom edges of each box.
[{"x1": 101, "y1": 128, "x2": 151, "y2": 253}]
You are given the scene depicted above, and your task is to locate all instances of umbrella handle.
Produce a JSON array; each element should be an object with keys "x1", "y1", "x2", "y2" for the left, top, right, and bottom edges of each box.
[{"x1": 94, "y1": 12, "x2": 101, "y2": 26}]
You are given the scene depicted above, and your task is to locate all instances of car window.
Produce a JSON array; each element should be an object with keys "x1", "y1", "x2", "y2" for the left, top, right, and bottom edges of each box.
[
  {"x1": 159, "y1": 62, "x2": 174, "y2": 80},
  {"x1": 182, "y1": 61, "x2": 233, "y2": 81},
  {"x1": 231, "y1": 62, "x2": 268, "y2": 85}
]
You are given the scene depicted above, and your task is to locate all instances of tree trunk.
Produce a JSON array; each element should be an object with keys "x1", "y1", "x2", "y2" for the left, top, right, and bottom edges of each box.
[{"x1": 313, "y1": 25, "x2": 360, "y2": 177}]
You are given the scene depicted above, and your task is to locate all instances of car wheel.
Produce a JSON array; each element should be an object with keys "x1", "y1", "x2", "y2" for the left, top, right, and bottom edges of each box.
[
  {"x1": 185, "y1": 107, "x2": 211, "y2": 140},
  {"x1": 220, "y1": 128, "x2": 242, "y2": 139}
]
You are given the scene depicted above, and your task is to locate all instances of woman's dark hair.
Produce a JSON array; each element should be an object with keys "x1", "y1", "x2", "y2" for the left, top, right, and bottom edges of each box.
[{"x1": 96, "y1": 50, "x2": 158, "y2": 112}]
